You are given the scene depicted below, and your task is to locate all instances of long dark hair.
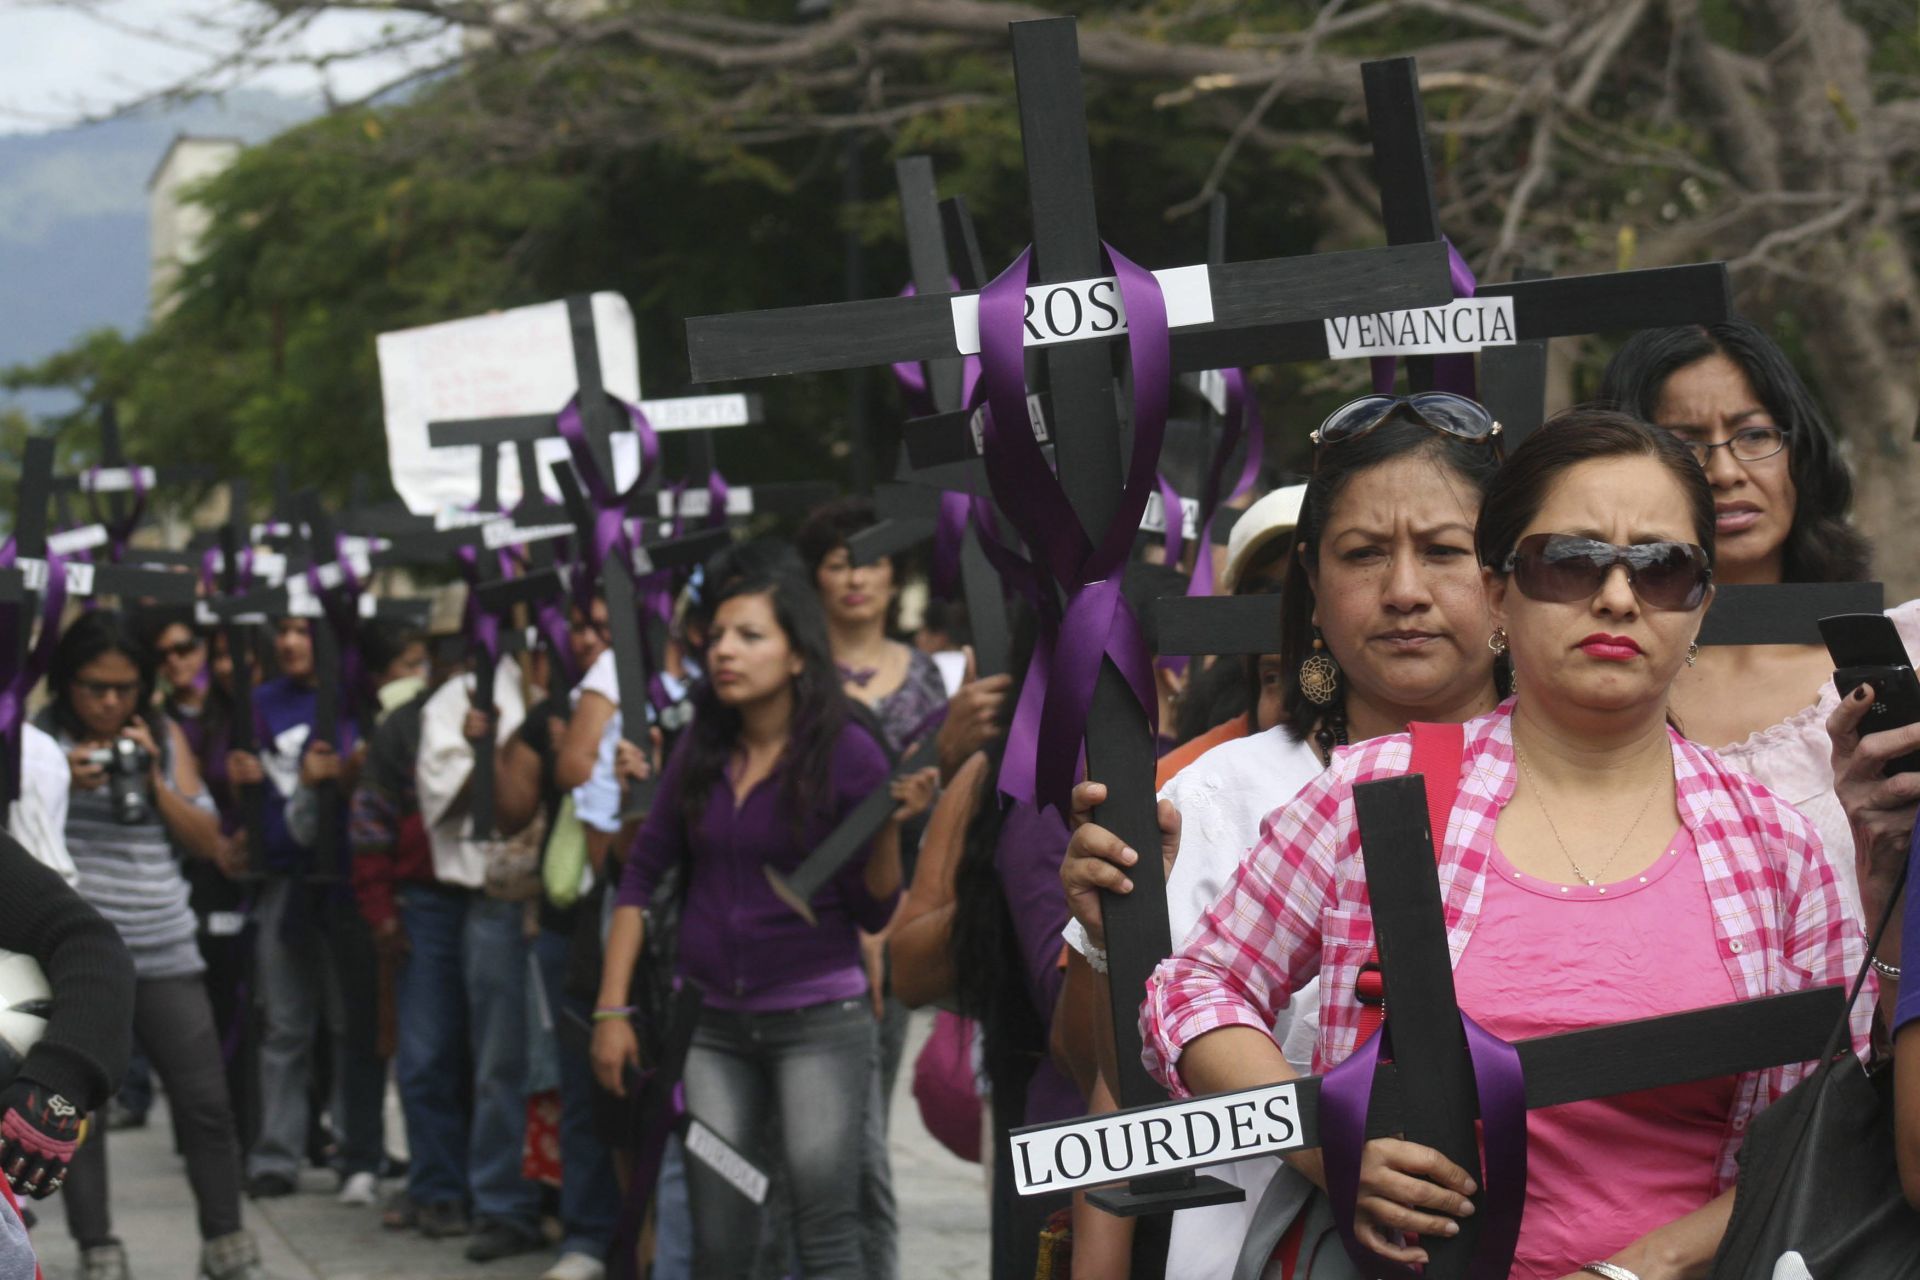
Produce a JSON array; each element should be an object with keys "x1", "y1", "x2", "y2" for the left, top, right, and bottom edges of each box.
[
  {"x1": 677, "y1": 566, "x2": 851, "y2": 836},
  {"x1": 1279, "y1": 415, "x2": 1506, "y2": 747},
  {"x1": 48, "y1": 609, "x2": 155, "y2": 742},
  {"x1": 1597, "y1": 320, "x2": 1869, "y2": 582},
  {"x1": 1477, "y1": 407, "x2": 1716, "y2": 577},
  {"x1": 946, "y1": 606, "x2": 1048, "y2": 1106}
]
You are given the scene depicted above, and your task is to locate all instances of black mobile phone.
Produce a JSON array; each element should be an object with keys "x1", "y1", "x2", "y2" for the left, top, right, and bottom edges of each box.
[{"x1": 1818, "y1": 613, "x2": 1920, "y2": 775}]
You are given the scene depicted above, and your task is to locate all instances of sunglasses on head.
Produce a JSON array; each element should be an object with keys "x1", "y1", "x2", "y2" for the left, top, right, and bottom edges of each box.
[
  {"x1": 1310, "y1": 392, "x2": 1503, "y2": 459},
  {"x1": 1503, "y1": 533, "x2": 1713, "y2": 612}
]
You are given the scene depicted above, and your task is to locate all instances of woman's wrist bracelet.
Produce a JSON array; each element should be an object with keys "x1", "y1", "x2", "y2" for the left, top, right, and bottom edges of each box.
[
  {"x1": 591, "y1": 1005, "x2": 636, "y2": 1021},
  {"x1": 1581, "y1": 1263, "x2": 1641, "y2": 1280},
  {"x1": 1861, "y1": 926, "x2": 1903, "y2": 980},
  {"x1": 1083, "y1": 941, "x2": 1109, "y2": 975}
]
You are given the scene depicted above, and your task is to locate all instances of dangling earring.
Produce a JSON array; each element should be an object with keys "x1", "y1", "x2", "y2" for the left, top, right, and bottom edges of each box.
[
  {"x1": 1299, "y1": 630, "x2": 1341, "y2": 706},
  {"x1": 1685, "y1": 641, "x2": 1700, "y2": 667},
  {"x1": 1487, "y1": 628, "x2": 1509, "y2": 655}
]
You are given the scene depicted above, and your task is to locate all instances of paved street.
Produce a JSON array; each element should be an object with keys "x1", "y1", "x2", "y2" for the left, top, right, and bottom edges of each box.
[{"x1": 27, "y1": 1011, "x2": 989, "y2": 1280}]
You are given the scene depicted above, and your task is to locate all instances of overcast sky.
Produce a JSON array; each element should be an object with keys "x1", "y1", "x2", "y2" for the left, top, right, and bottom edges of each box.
[{"x1": 0, "y1": 0, "x2": 459, "y2": 133}]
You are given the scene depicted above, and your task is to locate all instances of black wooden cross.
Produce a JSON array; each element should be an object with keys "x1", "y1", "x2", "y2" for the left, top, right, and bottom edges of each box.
[
  {"x1": 685, "y1": 21, "x2": 1466, "y2": 1247},
  {"x1": 1339, "y1": 57, "x2": 1730, "y2": 398},
  {"x1": 47, "y1": 404, "x2": 215, "y2": 561},
  {"x1": 1006, "y1": 776, "x2": 1847, "y2": 1280},
  {"x1": 2, "y1": 437, "x2": 198, "y2": 822}
]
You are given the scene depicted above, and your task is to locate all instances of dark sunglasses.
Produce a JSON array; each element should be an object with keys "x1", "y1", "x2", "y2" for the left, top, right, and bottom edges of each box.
[
  {"x1": 1310, "y1": 392, "x2": 1503, "y2": 457},
  {"x1": 1503, "y1": 533, "x2": 1713, "y2": 612},
  {"x1": 158, "y1": 638, "x2": 203, "y2": 660}
]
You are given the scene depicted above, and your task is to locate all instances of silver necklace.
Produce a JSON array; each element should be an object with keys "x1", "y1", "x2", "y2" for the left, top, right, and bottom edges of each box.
[{"x1": 1512, "y1": 742, "x2": 1664, "y2": 888}]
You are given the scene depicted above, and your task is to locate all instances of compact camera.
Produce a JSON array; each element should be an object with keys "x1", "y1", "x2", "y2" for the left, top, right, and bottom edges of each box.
[{"x1": 86, "y1": 737, "x2": 153, "y2": 826}]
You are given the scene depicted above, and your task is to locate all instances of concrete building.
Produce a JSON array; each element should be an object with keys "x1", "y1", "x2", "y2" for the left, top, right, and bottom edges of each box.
[{"x1": 146, "y1": 134, "x2": 242, "y2": 321}]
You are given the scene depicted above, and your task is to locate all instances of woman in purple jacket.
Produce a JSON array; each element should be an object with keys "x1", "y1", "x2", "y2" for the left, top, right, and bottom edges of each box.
[{"x1": 591, "y1": 566, "x2": 926, "y2": 1277}]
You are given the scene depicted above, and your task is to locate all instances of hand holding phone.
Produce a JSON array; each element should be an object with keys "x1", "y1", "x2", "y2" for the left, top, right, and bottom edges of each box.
[{"x1": 1819, "y1": 613, "x2": 1920, "y2": 776}]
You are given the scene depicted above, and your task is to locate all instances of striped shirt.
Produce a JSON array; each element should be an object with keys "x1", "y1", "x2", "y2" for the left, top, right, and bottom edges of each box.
[
  {"x1": 1141, "y1": 698, "x2": 1871, "y2": 1191},
  {"x1": 42, "y1": 719, "x2": 206, "y2": 981}
]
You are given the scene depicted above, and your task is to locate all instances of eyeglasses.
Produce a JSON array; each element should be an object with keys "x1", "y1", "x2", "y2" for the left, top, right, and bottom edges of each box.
[
  {"x1": 157, "y1": 639, "x2": 203, "y2": 661},
  {"x1": 1503, "y1": 533, "x2": 1713, "y2": 612},
  {"x1": 74, "y1": 679, "x2": 142, "y2": 701},
  {"x1": 1310, "y1": 393, "x2": 1503, "y2": 457},
  {"x1": 1672, "y1": 425, "x2": 1788, "y2": 468}
]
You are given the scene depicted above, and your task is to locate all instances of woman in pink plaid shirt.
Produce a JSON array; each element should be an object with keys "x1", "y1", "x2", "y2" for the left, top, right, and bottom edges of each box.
[{"x1": 1077, "y1": 411, "x2": 1871, "y2": 1280}]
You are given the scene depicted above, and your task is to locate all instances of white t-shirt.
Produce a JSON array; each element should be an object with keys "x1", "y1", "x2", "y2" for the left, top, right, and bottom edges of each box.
[
  {"x1": 10, "y1": 723, "x2": 77, "y2": 884},
  {"x1": 417, "y1": 660, "x2": 528, "y2": 889},
  {"x1": 570, "y1": 649, "x2": 624, "y2": 834},
  {"x1": 1063, "y1": 724, "x2": 1325, "y2": 1280}
]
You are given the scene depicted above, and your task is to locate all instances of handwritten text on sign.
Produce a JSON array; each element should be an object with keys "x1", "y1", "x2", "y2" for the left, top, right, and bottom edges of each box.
[
  {"x1": 1009, "y1": 1080, "x2": 1303, "y2": 1196},
  {"x1": 948, "y1": 265, "x2": 1214, "y2": 355},
  {"x1": 1323, "y1": 297, "x2": 1517, "y2": 360}
]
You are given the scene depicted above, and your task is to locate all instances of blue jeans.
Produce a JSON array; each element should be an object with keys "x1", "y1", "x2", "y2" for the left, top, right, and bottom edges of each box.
[
  {"x1": 395, "y1": 885, "x2": 472, "y2": 1207},
  {"x1": 533, "y1": 929, "x2": 620, "y2": 1258},
  {"x1": 393, "y1": 887, "x2": 540, "y2": 1227},
  {"x1": 464, "y1": 896, "x2": 541, "y2": 1228},
  {"x1": 654, "y1": 1136, "x2": 693, "y2": 1280},
  {"x1": 682, "y1": 999, "x2": 875, "y2": 1279},
  {"x1": 249, "y1": 878, "x2": 385, "y2": 1179}
]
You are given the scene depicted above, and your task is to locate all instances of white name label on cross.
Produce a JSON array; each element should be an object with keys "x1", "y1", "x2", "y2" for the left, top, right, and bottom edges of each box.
[
  {"x1": 1138, "y1": 492, "x2": 1201, "y2": 540},
  {"x1": 482, "y1": 521, "x2": 574, "y2": 551},
  {"x1": 436, "y1": 510, "x2": 506, "y2": 532},
  {"x1": 79, "y1": 466, "x2": 158, "y2": 494},
  {"x1": 1009, "y1": 1080, "x2": 1303, "y2": 1196},
  {"x1": 16, "y1": 559, "x2": 96, "y2": 596},
  {"x1": 1195, "y1": 368, "x2": 1231, "y2": 416},
  {"x1": 641, "y1": 394, "x2": 754, "y2": 431},
  {"x1": 47, "y1": 526, "x2": 109, "y2": 555},
  {"x1": 683, "y1": 1120, "x2": 771, "y2": 1205},
  {"x1": 654, "y1": 489, "x2": 754, "y2": 520},
  {"x1": 968, "y1": 395, "x2": 1048, "y2": 456},
  {"x1": 947, "y1": 264, "x2": 1215, "y2": 356},
  {"x1": 1323, "y1": 297, "x2": 1517, "y2": 360}
]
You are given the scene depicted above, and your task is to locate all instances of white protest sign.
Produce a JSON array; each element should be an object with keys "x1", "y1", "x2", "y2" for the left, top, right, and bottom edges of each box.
[
  {"x1": 376, "y1": 294, "x2": 644, "y2": 515},
  {"x1": 1322, "y1": 297, "x2": 1517, "y2": 360},
  {"x1": 1009, "y1": 1080, "x2": 1303, "y2": 1196},
  {"x1": 949, "y1": 265, "x2": 1214, "y2": 355},
  {"x1": 682, "y1": 1120, "x2": 770, "y2": 1205}
]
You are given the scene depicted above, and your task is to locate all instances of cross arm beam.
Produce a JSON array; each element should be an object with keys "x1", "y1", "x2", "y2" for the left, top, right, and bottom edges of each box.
[{"x1": 684, "y1": 243, "x2": 1454, "y2": 383}]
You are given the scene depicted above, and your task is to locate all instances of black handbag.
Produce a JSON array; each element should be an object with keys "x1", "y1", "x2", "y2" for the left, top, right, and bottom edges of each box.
[{"x1": 1709, "y1": 856, "x2": 1920, "y2": 1280}]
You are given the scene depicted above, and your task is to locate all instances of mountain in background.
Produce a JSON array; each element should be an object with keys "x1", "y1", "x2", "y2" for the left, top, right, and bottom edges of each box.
[{"x1": 0, "y1": 90, "x2": 315, "y2": 415}]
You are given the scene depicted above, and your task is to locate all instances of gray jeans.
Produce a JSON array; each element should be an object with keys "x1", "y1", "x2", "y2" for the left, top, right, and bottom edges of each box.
[
  {"x1": 65, "y1": 976, "x2": 244, "y2": 1247},
  {"x1": 859, "y1": 996, "x2": 909, "y2": 1278},
  {"x1": 247, "y1": 878, "x2": 386, "y2": 1179},
  {"x1": 683, "y1": 998, "x2": 876, "y2": 1279}
]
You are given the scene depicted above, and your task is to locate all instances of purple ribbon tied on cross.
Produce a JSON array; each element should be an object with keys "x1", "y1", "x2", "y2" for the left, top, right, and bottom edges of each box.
[
  {"x1": 1319, "y1": 1010, "x2": 1528, "y2": 1279},
  {"x1": 973, "y1": 244, "x2": 1169, "y2": 814},
  {"x1": 82, "y1": 464, "x2": 149, "y2": 563},
  {"x1": 1372, "y1": 238, "x2": 1481, "y2": 396},
  {"x1": 555, "y1": 392, "x2": 661, "y2": 596}
]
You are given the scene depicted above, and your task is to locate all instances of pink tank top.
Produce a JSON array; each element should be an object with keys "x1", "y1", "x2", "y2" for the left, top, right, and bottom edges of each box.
[{"x1": 1453, "y1": 827, "x2": 1738, "y2": 1280}]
